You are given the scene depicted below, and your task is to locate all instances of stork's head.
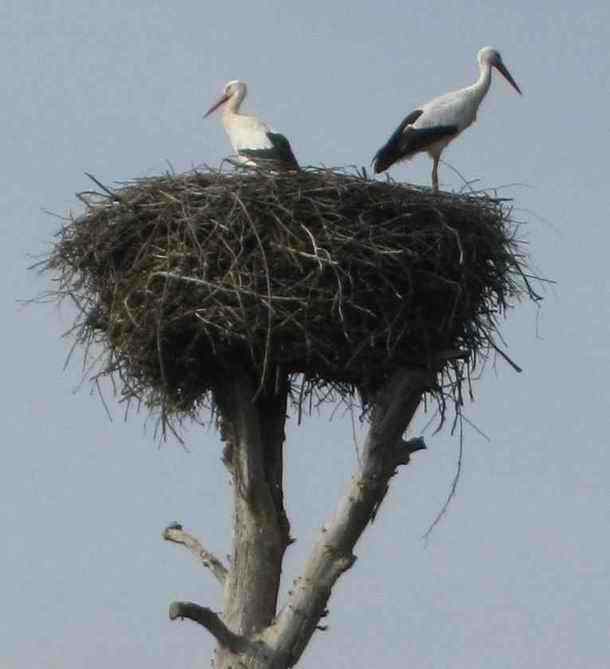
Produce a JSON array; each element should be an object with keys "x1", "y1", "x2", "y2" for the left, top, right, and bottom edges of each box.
[
  {"x1": 224, "y1": 80, "x2": 247, "y2": 98},
  {"x1": 478, "y1": 47, "x2": 522, "y2": 95},
  {"x1": 204, "y1": 80, "x2": 248, "y2": 118}
]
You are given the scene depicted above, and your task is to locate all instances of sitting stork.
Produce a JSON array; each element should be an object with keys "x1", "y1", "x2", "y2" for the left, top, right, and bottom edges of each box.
[
  {"x1": 372, "y1": 47, "x2": 522, "y2": 191},
  {"x1": 204, "y1": 80, "x2": 299, "y2": 171}
]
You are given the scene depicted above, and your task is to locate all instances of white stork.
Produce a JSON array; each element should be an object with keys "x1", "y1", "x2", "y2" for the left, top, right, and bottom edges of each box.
[
  {"x1": 204, "y1": 80, "x2": 299, "y2": 170},
  {"x1": 372, "y1": 47, "x2": 522, "y2": 191}
]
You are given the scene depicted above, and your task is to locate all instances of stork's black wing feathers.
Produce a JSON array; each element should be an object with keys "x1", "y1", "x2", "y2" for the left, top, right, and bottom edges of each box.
[
  {"x1": 266, "y1": 132, "x2": 299, "y2": 168},
  {"x1": 238, "y1": 132, "x2": 299, "y2": 170},
  {"x1": 372, "y1": 109, "x2": 458, "y2": 174},
  {"x1": 372, "y1": 109, "x2": 423, "y2": 173}
]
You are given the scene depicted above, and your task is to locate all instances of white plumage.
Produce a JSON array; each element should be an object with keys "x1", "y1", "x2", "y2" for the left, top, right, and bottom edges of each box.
[
  {"x1": 204, "y1": 80, "x2": 299, "y2": 170},
  {"x1": 373, "y1": 47, "x2": 522, "y2": 191}
]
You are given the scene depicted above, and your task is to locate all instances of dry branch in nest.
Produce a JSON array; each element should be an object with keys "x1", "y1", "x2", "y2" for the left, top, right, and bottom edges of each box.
[{"x1": 40, "y1": 166, "x2": 540, "y2": 432}]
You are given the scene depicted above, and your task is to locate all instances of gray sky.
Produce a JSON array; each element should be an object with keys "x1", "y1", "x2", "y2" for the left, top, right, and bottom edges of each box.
[{"x1": 3, "y1": 1, "x2": 610, "y2": 667}]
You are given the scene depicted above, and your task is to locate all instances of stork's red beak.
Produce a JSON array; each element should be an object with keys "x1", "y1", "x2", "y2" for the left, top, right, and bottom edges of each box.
[
  {"x1": 495, "y1": 61, "x2": 522, "y2": 95},
  {"x1": 203, "y1": 93, "x2": 230, "y2": 118}
]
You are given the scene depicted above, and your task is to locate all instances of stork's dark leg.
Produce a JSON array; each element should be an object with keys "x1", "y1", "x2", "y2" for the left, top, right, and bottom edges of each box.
[{"x1": 431, "y1": 156, "x2": 440, "y2": 193}]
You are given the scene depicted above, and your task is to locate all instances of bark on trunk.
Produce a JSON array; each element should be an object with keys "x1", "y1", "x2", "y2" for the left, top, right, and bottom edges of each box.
[{"x1": 214, "y1": 368, "x2": 291, "y2": 669}]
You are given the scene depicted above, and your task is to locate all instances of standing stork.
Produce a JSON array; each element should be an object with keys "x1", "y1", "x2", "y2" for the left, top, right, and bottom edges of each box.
[
  {"x1": 204, "y1": 80, "x2": 299, "y2": 170},
  {"x1": 372, "y1": 47, "x2": 522, "y2": 191}
]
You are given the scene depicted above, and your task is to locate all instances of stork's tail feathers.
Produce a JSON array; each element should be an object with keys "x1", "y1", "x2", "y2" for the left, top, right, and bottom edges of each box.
[
  {"x1": 372, "y1": 124, "x2": 460, "y2": 174},
  {"x1": 372, "y1": 145, "x2": 396, "y2": 174},
  {"x1": 238, "y1": 131, "x2": 300, "y2": 171}
]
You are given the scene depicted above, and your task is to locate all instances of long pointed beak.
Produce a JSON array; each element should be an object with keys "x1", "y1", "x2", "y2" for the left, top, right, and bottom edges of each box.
[
  {"x1": 203, "y1": 93, "x2": 230, "y2": 118},
  {"x1": 495, "y1": 61, "x2": 522, "y2": 95}
]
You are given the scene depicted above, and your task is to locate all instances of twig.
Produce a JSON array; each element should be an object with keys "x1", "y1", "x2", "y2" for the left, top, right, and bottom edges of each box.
[
  {"x1": 154, "y1": 272, "x2": 302, "y2": 302},
  {"x1": 83, "y1": 172, "x2": 125, "y2": 204},
  {"x1": 233, "y1": 194, "x2": 273, "y2": 399},
  {"x1": 423, "y1": 412, "x2": 464, "y2": 541},
  {"x1": 489, "y1": 340, "x2": 523, "y2": 373}
]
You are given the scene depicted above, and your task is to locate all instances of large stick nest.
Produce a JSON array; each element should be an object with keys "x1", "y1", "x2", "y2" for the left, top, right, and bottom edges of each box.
[{"x1": 41, "y1": 167, "x2": 540, "y2": 429}]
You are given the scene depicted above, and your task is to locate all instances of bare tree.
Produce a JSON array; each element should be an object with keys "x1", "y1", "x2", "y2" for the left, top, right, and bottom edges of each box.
[
  {"x1": 166, "y1": 367, "x2": 429, "y2": 668},
  {"x1": 41, "y1": 168, "x2": 539, "y2": 668}
]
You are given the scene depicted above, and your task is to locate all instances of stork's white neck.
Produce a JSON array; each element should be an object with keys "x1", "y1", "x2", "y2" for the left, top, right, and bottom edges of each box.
[
  {"x1": 224, "y1": 85, "x2": 247, "y2": 115},
  {"x1": 469, "y1": 60, "x2": 493, "y2": 105}
]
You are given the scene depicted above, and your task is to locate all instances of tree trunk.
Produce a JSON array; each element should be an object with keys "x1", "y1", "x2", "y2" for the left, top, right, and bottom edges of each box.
[
  {"x1": 166, "y1": 366, "x2": 432, "y2": 669},
  {"x1": 214, "y1": 368, "x2": 291, "y2": 669}
]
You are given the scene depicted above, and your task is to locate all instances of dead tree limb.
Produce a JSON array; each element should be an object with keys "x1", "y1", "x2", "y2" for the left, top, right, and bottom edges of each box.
[
  {"x1": 162, "y1": 523, "x2": 228, "y2": 585},
  {"x1": 270, "y1": 367, "x2": 432, "y2": 667},
  {"x1": 169, "y1": 602, "x2": 244, "y2": 653}
]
